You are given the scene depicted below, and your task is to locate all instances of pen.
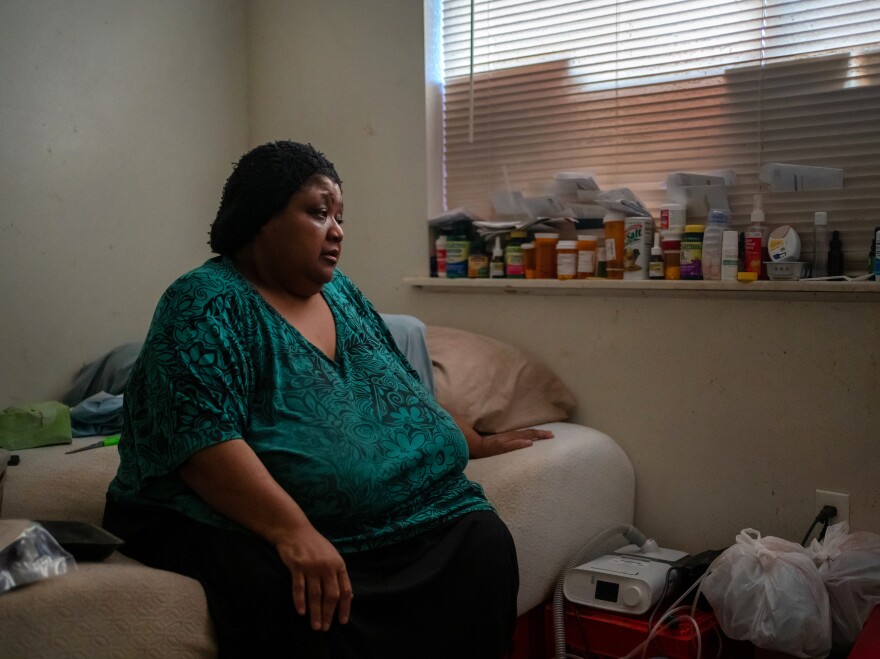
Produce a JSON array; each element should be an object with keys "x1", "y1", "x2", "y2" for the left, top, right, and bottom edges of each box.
[{"x1": 65, "y1": 434, "x2": 121, "y2": 454}]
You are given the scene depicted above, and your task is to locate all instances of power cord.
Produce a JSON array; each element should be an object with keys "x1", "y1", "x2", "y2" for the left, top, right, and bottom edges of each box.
[{"x1": 800, "y1": 505, "x2": 838, "y2": 546}]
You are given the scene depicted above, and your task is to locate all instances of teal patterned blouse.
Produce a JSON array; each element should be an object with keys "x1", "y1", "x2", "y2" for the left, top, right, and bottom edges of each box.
[{"x1": 108, "y1": 258, "x2": 491, "y2": 553}]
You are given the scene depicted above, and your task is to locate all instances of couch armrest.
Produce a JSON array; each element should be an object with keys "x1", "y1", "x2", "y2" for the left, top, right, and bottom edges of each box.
[{"x1": 465, "y1": 422, "x2": 635, "y2": 615}]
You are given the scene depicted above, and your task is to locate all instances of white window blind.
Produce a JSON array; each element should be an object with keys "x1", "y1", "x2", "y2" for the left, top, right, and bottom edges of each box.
[{"x1": 441, "y1": 0, "x2": 880, "y2": 271}]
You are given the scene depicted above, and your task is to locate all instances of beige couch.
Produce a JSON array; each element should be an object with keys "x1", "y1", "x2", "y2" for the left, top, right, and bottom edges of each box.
[{"x1": 0, "y1": 327, "x2": 635, "y2": 658}]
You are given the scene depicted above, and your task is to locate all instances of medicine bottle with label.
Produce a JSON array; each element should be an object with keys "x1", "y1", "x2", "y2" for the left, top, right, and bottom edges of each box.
[
  {"x1": 505, "y1": 231, "x2": 527, "y2": 278},
  {"x1": 534, "y1": 233, "x2": 559, "y2": 279},
  {"x1": 660, "y1": 229, "x2": 681, "y2": 280},
  {"x1": 468, "y1": 239, "x2": 489, "y2": 278},
  {"x1": 490, "y1": 236, "x2": 505, "y2": 278},
  {"x1": 680, "y1": 225, "x2": 705, "y2": 280},
  {"x1": 445, "y1": 232, "x2": 470, "y2": 279},
  {"x1": 576, "y1": 235, "x2": 597, "y2": 279},
  {"x1": 649, "y1": 233, "x2": 664, "y2": 280},
  {"x1": 556, "y1": 240, "x2": 578, "y2": 280},
  {"x1": 522, "y1": 242, "x2": 536, "y2": 279},
  {"x1": 596, "y1": 245, "x2": 608, "y2": 278},
  {"x1": 603, "y1": 212, "x2": 626, "y2": 280}
]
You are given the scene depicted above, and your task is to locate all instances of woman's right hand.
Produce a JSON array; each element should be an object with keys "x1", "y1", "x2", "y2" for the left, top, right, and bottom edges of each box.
[
  {"x1": 275, "y1": 525, "x2": 353, "y2": 632},
  {"x1": 179, "y1": 439, "x2": 354, "y2": 632}
]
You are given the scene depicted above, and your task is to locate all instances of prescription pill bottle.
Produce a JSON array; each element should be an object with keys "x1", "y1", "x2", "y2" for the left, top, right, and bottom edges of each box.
[
  {"x1": 680, "y1": 224, "x2": 705, "y2": 280},
  {"x1": 521, "y1": 242, "x2": 536, "y2": 279},
  {"x1": 576, "y1": 235, "x2": 597, "y2": 279},
  {"x1": 556, "y1": 240, "x2": 578, "y2": 280},
  {"x1": 660, "y1": 229, "x2": 682, "y2": 280},
  {"x1": 603, "y1": 212, "x2": 626, "y2": 280},
  {"x1": 534, "y1": 233, "x2": 559, "y2": 279}
]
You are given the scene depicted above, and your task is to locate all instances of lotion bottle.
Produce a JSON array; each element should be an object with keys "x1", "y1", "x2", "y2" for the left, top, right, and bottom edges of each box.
[{"x1": 721, "y1": 230, "x2": 739, "y2": 281}]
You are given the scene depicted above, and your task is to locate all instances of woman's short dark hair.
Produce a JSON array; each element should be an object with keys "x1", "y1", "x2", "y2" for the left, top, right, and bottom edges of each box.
[{"x1": 209, "y1": 141, "x2": 342, "y2": 256}]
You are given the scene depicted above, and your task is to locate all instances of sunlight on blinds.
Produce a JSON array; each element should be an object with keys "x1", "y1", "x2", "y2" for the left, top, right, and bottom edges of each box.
[{"x1": 441, "y1": 0, "x2": 880, "y2": 269}]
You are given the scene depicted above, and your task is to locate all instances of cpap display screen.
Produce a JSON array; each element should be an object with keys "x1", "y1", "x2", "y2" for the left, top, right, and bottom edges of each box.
[{"x1": 595, "y1": 580, "x2": 619, "y2": 603}]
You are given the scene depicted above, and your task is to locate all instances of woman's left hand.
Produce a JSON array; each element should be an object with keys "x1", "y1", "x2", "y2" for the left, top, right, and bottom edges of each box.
[{"x1": 469, "y1": 428, "x2": 554, "y2": 459}]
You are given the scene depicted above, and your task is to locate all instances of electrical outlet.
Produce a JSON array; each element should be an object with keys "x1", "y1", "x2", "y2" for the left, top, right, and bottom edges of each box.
[{"x1": 816, "y1": 489, "x2": 850, "y2": 526}]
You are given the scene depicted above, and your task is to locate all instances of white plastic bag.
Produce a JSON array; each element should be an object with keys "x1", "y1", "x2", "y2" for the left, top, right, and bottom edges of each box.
[
  {"x1": 701, "y1": 528, "x2": 831, "y2": 658},
  {"x1": 0, "y1": 520, "x2": 76, "y2": 594},
  {"x1": 810, "y1": 521, "x2": 880, "y2": 652}
]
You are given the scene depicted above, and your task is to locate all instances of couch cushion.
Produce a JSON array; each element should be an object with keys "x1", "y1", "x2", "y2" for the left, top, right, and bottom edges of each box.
[
  {"x1": 0, "y1": 552, "x2": 216, "y2": 658},
  {"x1": 2, "y1": 440, "x2": 118, "y2": 525}
]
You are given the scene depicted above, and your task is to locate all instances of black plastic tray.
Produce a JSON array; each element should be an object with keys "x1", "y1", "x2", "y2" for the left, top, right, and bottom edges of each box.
[{"x1": 36, "y1": 520, "x2": 124, "y2": 562}]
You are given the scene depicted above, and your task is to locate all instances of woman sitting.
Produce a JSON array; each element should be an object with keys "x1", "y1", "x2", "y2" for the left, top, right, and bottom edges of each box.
[{"x1": 103, "y1": 140, "x2": 551, "y2": 658}]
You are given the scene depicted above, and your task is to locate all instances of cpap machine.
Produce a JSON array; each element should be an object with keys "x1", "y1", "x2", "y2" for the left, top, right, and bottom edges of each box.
[{"x1": 562, "y1": 543, "x2": 688, "y2": 615}]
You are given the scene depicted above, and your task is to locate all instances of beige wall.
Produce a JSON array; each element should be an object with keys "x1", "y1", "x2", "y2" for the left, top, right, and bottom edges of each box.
[
  {"x1": 0, "y1": 0, "x2": 249, "y2": 403},
  {"x1": 2, "y1": 0, "x2": 877, "y2": 553},
  {"x1": 249, "y1": 0, "x2": 880, "y2": 553}
]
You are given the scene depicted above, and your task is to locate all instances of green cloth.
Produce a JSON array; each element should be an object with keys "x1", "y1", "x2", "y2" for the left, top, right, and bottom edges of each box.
[
  {"x1": 108, "y1": 258, "x2": 490, "y2": 553},
  {"x1": 0, "y1": 402, "x2": 71, "y2": 450}
]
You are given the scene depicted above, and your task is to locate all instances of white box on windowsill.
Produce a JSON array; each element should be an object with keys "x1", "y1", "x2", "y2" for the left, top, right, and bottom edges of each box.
[{"x1": 759, "y1": 163, "x2": 844, "y2": 192}]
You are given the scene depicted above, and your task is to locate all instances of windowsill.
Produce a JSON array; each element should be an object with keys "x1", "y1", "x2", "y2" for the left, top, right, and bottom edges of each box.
[{"x1": 405, "y1": 276, "x2": 880, "y2": 302}]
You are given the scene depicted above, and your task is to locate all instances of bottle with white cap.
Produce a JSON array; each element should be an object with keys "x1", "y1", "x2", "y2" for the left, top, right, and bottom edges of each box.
[
  {"x1": 744, "y1": 194, "x2": 769, "y2": 279},
  {"x1": 813, "y1": 212, "x2": 829, "y2": 278},
  {"x1": 721, "y1": 230, "x2": 738, "y2": 281}
]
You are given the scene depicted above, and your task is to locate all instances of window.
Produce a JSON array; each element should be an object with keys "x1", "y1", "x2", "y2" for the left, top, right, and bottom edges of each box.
[{"x1": 440, "y1": 0, "x2": 880, "y2": 270}]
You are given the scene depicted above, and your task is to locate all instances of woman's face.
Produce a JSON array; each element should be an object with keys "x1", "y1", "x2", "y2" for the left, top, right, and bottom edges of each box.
[{"x1": 249, "y1": 174, "x2": 344, "y2": 296}]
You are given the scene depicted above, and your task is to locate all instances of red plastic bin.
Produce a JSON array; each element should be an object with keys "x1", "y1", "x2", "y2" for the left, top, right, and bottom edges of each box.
[{"x1": 547, "y1": 601, "x2": 722, "y2": 659}]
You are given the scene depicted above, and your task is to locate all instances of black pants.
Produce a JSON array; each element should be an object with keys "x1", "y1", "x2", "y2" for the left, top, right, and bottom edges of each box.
[{"x1": 104, "y1": 500, "x2": 519, "y2": 659}]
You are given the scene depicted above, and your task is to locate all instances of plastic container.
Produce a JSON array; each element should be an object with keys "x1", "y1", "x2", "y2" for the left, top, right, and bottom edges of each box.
[
  {"x1": 744, "y1": 194, "x2": 769, "y2": 280},
  {"x1": 768, "y1": 225, "x2": 801, "y2": 262},
  {"x1": 623, "y1": 217, "x2": 652, "y2": 280},
  {"x1": 555, "y1": 603, "x2": 722, "y2": 659},
  {"x1": 576, "y1": 235, "x2": 597, "y2": 279},
  {"x1": 659, "y1": 202, "x2": 686, "y2": 230},
  {"x1": 556, "y1": 240, "x2": 578, "y2": 280},
  {"x1": 766, "y1": 261, "x2": 809, "y2": 280},
  {"x1": 680, "y1": 224, "x2": 705, "y2": 280},
  {"x1": 446, "y1": 232, "x2": 470, "y2": 279},
  {"x1": 660, "y1": 229, "x2": 682, "y2": 280},
  {"x1": 521, "y1": 242, "x2": 536, "y2": 279},
  {"x1": 505, "y1": 231, "x2": 527, "y2": 278},
  {"x1": 603, "y1": 212, "x2": 626, "y2": 280},
  {"x1": 535, "y1": 233, "x2": 559, "y2": 279},
  {"x1": 701, "y1": 209, "x2": 731, "y2": 281},
  {"x1": 813, "y1": 212, "x2": 829, "y2": 278}
]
